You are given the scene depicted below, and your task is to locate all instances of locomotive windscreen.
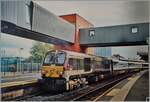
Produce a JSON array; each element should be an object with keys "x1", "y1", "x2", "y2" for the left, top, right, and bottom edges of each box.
[{"x1": 43, "y1": 51, "x2": 66, "y2": 66}]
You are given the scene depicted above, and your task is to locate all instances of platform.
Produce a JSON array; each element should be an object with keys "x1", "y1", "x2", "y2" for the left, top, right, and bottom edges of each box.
[
  {"x1": 1, "y1": 73, "x2": 40, "y2": 89},
  {"x1": 1, "y1": 72, "x2": 41, "y2": 83},
  {"x1": 94, "y1": 70, "x2": 149, "y2": 101}
]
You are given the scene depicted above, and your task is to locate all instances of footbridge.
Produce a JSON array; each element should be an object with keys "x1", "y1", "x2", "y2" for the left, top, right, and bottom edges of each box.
[
  {"x1": 1, "y1": 0, "x2": 149, "y2": 50},
  {"x1": 80, "y1": 23, "x2": 149, "y2": 47}
]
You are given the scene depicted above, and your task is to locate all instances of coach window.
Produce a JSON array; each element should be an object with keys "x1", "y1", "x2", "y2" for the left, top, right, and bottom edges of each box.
[
  {"x1": 105, "y1": 60, "x2": 110, "y2": 69},
  {"x1": 68, "y1": 58, "x2": 77, "y2": 70},
  {"x1": 68, "y1": 58, "x2": 73, "y2": 69},
  {"x1": 80, "y1": 59, "x2": 84, "y2": 70},
  {"x1": 73, "y1": 59, "x2": 78, "y2": 70},
  {"x1": 99, "y1": 61, "x2": 103, "y2": 68},
  {"x1": 76, "y1": 59, "x2": 83, "y2": 70},
  {"x1": 95, "y1": 61, "x2": 100, "y2": 68},
  {"x1": 84, "y1": 58, "x2": 91, "y2": 71},
  {"x1": 77, "y1": 59, "x2": 80, "y2": 70}
]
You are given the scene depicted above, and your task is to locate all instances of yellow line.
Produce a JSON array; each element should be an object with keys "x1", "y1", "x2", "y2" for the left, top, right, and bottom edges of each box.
[
  {"x1": 93, "y1": 80, "x2": 124, "y2": 101},
  {"x1": 1, "y1": 80, "x2": 37, "y2": 88}
]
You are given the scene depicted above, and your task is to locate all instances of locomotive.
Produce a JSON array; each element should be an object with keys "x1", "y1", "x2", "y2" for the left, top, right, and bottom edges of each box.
[{"x1": 41, "y1": 50, "x2": 147, "y2": 92}]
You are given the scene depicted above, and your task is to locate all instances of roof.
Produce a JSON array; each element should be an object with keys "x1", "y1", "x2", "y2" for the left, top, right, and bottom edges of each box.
[{"x1": 59, "y1": 13, "x2": 94, "y2": 27}]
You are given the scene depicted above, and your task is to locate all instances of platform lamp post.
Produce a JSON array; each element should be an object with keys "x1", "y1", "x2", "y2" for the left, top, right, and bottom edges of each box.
[
  {"x1": 147, "y1": 37, "x2": 150, "y2": 99},
  {"x1": 19, "y1": 48, "x2": 24, "y2": 74},
  {"x1": 148, "y1": 1, "x2": 150, "y2": 99}
]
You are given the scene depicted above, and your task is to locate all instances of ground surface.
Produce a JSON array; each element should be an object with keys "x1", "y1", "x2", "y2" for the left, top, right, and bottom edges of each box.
[
  {"x1": 125, "y1": 71, "x2": 149, "y2": 101},
  {"x1": 1, "y1": 73, "x2": 41, "y2": 83}
]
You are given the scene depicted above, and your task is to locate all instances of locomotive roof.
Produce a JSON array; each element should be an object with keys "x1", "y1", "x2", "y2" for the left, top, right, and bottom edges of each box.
[
  {"x1": 62, "y1": 50, "x2": 92, "y2": 57},
  {"x1": 47, "y1": 50, "x2": 105, "y2": 58},
  {"x1": 112, "y1": 59, "x2": 146, "y2": 64}
]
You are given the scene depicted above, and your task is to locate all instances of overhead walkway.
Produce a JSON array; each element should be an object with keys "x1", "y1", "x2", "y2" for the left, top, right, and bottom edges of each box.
[
  {"x1": 80, "y1": 23, "x2": 149, "y2": 47},
  {"x1": 1, "y1": 1, "x2": 75, "y2": 45},
  {"x1": 1, "y1": 1, "x2": 149, "y2": 48}
]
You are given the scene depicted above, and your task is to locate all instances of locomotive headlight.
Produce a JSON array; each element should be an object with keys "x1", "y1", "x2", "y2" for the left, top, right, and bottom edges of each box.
[
  {"x1": 57, "y1": 71, "x2": 63, "y2": 75},
  {"x1": 60, "y1": 71, "x2": 63, "y2": 74},
  {"x1": 41, "y1": 70, "x2": 47, "y2": 74}
]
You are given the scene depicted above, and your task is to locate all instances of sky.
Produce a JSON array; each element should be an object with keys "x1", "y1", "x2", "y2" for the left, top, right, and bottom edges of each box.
[
  {"x1": 0, "y1": 0, "x2": 148, "y2": 58},
  {"x1": 34, "y1": 0, "x2": 148, "y2": 27},
  {"x1": 34, "y1": 0, "x2": 148, "y2": 58},
  {"x1": 0, "y1": 33, "x2": 34, "y2": 58}
]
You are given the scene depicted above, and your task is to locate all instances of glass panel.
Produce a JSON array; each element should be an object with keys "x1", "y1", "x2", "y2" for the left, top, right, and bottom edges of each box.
[
  {"x1": 68, "y1": 58, "x2": 78, "y2": 70},
  {"x1": 43, "y1": 52, "x2": 66, "y2": 66},
  {"x1": 55, "y1": 53, "x2": 66, "y2": 65},
  {"x1": 77, "y1": 59, "x2": 80, "y2": 70},
  {"x1": 84, "y1": 58, "x2": 91, "y2": 71},
  {"x1": 25, "y1": 4, "x2": 30, "y2": 23},
  {"x1": 68, "y1": 58, "x2": 73, "y2": 67},
  {"x1": 79, "y1": 59, "x2": 84, "y2": 70},
  {"x1": 73, "y1": 59, "x2": 77, "y2": 70},
  {"x1": 43, "y1": 52, "x2": 55, "y2": 65}
]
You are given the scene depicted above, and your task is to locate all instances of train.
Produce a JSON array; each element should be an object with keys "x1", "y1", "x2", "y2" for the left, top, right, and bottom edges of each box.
[{"x1": 40, "y1": 50, "x2": 148, "y2": 92}]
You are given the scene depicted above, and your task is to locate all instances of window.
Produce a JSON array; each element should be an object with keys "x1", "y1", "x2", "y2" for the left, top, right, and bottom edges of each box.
[
  {"x1": 68, "y1": 58, "x2": 84, "y2": 70},
  {"x1": 68, "y1": 58, "x2": 77, "y2": 70},
  {"x1": 103, "y1": 60, "x2": 110, "y2": 69},
  {"x1": 69, "y1": 58, "x2": 73, "y2": 66},
  {"x1": 79, "y1": 59, "x2": 84, "y2": 70},
  {"x1": 96, "y1": 61, "x2": 101, "y2": 68},
  {"x1": 77, "y1": 59, "x2": 84, "y2": 70},
  {"x1": 43, "y1": 53, "x2": 55, "y2": 65},
  {"x1": 131, "y1": 26, "x2": 138, "y2": 34},
  {"x1": 43, "y1": 52, "x2": 66, "y2": 66},
  {"x1": 84, "y1": 58, "x2": 91, "y2": 71},
  {"x1": 89, "y1": 30, "x2": 95, "y2": 37},
  {"x1": 55, "y1": 53, "x2": 66, "y2": 65},
  {"x1": 25, "y1": 4, "x2": 30, "y2": 23}
]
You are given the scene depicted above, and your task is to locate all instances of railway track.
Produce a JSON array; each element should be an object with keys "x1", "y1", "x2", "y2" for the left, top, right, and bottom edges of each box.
[
  {"x1": 13, "y1": 72, "x2": 137, "y2": 101},
  {"x1": 2, "y1": 81, "x2": 39, "y2": 101},
  {"x1": 16, "y1": 85, "x2": 90, "y2": 101},
  {"x1": 72, "y1": 75, "x2": 129, "y2": 101},
  {"x1": 65, "y1": 73, "x2": 134, "y2": 101}
]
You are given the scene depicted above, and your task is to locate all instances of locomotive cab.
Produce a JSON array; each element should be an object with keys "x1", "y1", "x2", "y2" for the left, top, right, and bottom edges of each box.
[
  {"x1": 41, "y1": 50, "x2": 67, "y2": 92},
  {"x1": 41, "y1": 50, "x2": 66, "y2": 78}
]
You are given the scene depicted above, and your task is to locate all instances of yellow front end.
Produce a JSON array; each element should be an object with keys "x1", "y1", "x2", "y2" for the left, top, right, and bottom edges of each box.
[{"x1": 41, "y1": 65, "x2": 64, "y2": 78}]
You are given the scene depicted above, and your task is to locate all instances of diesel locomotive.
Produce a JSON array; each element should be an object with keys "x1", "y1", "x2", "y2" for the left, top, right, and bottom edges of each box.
[{"x1": 41, "y1": 50, "x2": 147, "y2": 92}]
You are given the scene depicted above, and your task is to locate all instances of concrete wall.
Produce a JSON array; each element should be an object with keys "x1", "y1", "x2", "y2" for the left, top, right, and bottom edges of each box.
[{"x1": 1, "y1": 0, "x2": 31, "y2": 29}]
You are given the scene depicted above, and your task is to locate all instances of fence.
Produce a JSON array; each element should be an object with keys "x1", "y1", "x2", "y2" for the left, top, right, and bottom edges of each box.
[{"x1": 1, "y1": 57, "x2": 42, "y2": 77}]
